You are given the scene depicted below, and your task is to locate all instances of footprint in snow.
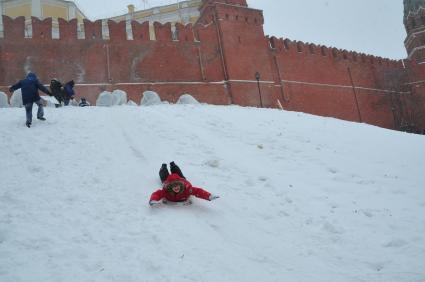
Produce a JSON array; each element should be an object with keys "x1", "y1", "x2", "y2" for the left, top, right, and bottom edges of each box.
[
  {"x1": 322, "y1": 221, "x2": 344, "y2": 234},
  {"x1": 328, "y1": 168, "x2": 338, "y2": 174},
  {"x1": 204, "y1": 159, "x2": 220, "y2": 168},
  {"x1": 366, "y1": 261, "x2": 387, "y2": 272},
  {"x1": 382, "y1": 239, "x2": 408, "y2": 248}
]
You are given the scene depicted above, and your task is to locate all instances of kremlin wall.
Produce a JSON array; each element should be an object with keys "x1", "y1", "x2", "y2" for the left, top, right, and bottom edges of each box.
[{"x1": 0, "y1": 0, "x2": 424, "y2": 133}]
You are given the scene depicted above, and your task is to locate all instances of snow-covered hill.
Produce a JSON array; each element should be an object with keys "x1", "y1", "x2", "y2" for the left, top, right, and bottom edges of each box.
[{"x1": 1, "y1": 105, "x2": 424, "y2": 282}]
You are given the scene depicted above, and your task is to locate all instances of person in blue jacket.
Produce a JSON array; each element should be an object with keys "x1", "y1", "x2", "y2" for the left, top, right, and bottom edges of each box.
[
  {"x1": 63, "y1": 80, "x2": 75, "y2": 106},
  {"x1": 9, "y1": 72, "x2": 52, "y2": 128}
]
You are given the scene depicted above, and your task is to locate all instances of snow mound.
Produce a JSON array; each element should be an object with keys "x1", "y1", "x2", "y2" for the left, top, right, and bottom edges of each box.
[
  {"x1": 127, "y1": 100, "x2": 138, "y2": 106},
  {"x1": 40, "y1": 96, "x2": 58, "y2": 108},
  {"x1": 96, "y1": 91, "x2": 114, "y2": 107},
  {"x1": 177, "y1": 94, "x2": 200, "y2": 105},
  {"x1": 70, "y1": 99, "x2": 79, "y2": 107},
  {"x1": 140, "y1": 91, "x2": 161, "y2": 106},
  {"x1": 10, "y1": 90, "x2": 23, "y2": 108},
  {"x1": 112, "y1": 90, "x2": 127, "y2": 105},
  {"x1": 0, "y1": 92, "x2": 9, "y2": 108}
]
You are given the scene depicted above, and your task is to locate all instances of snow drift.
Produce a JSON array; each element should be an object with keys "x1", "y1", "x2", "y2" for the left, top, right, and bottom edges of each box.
[
  {"x1": 96, "y1": 91, "x2": 114, "y2": 107},
  {"x1": 177, "y1": 94, "x2": 200, "y2": 105},
  {"x1": 111, "y1": 90, "x2": 127, "y2": 105},
  {"x1": 0, "y1": 91, "x2": 8, "y2": 108},
  {"x1": 140, "y1": 90, "x2": 161, "y2": 106},
  {"x1": 10, "y1": 89, "x2": 23, "y2": 107}
]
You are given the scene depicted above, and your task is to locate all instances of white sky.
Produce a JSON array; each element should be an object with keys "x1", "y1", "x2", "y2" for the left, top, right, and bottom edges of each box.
[{"x1": 73, "y1": 0, "x2": 407, "y2": 60}]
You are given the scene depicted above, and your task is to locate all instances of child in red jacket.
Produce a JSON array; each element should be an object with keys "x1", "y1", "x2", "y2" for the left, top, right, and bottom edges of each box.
[{"x1": 149, "y1": 162, "x2": 219, "y2": 206}]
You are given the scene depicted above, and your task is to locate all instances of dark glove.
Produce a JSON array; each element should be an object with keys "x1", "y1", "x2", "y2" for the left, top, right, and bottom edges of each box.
[
  {"x1": 48, "y1": 91, "x2": 53, "y2": 96},
  {"x1": 9, "y1": 87, "x2": 14, "y2": 93}
]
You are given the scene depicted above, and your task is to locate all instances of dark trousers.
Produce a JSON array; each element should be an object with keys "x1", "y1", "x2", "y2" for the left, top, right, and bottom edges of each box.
[
  {"x1": 25, "y1": 100, "x2": 44, "y2": 123},
  {"x1": 159, "y1": 162, "x2": 185, "y2": 183}
]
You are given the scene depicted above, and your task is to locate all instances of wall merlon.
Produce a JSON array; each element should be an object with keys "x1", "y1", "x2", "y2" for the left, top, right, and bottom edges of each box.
[
  {"x1": 31, "y1": 17, "x2": 52, "y2": 40},
  {"x1": 268, "y1": 36, "x2": 278, "y2": 50},
  {"x1": 58, "y1": 18, "x2": 77, "y2": 40},
  {"x1": 175, "y1": 23, "x2": 195, "y2": 42},
  {"x1": 83, "y1": 19, "x2": 103, "y2": 40},
  {"x1": 296, "y1": 41, "x2": 305, "y2": 53},
  {"x1": 320, "y1": 46, "x2": 328, "y2": 56},
  {"x1": 2, "y1": 15, "x2": 25, "y2": 40},
  {"x1": 107, "y1": 20, "x2": 126, "y2": 42},
  {"x1": 154, "y1": 22, "x2": 172, "y2": 41},
  {"x1": 131, "y1": 21, "x2": 149, "y2": 42},
  {"x1": 311, "y1": 43, "x2": 321, "y2": 54}
]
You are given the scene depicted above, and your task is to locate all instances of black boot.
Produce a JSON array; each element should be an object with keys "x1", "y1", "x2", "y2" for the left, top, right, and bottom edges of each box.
[
  {"x1": 26, "y1": 122, "x2": 31, "y2": 128},
  {"x1": 170, "y1": 161, "x2": 185, "y2": 179},
  {"x1": 159, "y1": 163, "x2": 169, "y2": 183}
]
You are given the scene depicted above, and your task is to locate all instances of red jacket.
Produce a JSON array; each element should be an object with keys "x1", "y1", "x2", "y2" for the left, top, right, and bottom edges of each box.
[{"x1": 150, "y1": 173, "x2": 211, "y2": 202}]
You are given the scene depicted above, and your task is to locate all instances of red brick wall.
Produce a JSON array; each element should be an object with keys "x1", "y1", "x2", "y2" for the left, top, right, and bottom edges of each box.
[
  {"x1": 0, "y1": 15, "x2": 223, "y2": 105},
  {"x1": 266, "y1": 37, "x2": 407, "y2": 129}
]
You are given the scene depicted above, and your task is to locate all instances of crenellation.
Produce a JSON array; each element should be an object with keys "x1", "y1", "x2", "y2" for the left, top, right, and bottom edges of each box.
[{"x1": 271, "y1": 36, "x2": 403, "y2": 67}]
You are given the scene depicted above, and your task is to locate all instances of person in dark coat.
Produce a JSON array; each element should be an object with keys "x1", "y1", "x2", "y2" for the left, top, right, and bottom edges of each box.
[
  {"x1": 79, "y1": 97, "x2": 90, "y2": 107},
  {"x1": 9, "y1": 72, "x2": 52, "y2": 128},
  {"x1": 50, "y1": 79, "x2": 63, "y2": 107},
  {"x1": 149, "y1": 162, "x2": 219, "y2": 206},
  {"x1": 63, "y1": 80, "x2": 75, "y2": 106}
]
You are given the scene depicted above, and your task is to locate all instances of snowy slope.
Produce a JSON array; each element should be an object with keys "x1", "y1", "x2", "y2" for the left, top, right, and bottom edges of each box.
[{"x1": 0, "y1": 105, "x2": 424, "y2": 282}]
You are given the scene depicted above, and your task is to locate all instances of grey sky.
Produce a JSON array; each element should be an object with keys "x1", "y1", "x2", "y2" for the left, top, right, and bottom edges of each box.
[{"x1": 73, "y1": 0, "x2": 407, "y2": 60}]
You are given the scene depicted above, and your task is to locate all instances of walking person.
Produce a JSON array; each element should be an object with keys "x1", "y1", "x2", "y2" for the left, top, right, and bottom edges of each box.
[{"x1": 9, "y1": 72, "x2": 52, "y2": 128}]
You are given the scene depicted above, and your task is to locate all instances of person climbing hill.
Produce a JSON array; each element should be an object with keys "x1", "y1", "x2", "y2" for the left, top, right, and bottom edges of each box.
[{"x1": 9, "y1": 72, "x2": 52, "y2": 128}]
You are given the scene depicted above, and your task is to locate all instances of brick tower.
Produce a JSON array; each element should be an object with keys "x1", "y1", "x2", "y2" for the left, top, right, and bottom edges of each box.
[
  {"x1": 195, "y1": 0, "x2": 277, "y2": 107},
  {"x1": 404, "y1": 0, "x2": 425, "y2": 62}
]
